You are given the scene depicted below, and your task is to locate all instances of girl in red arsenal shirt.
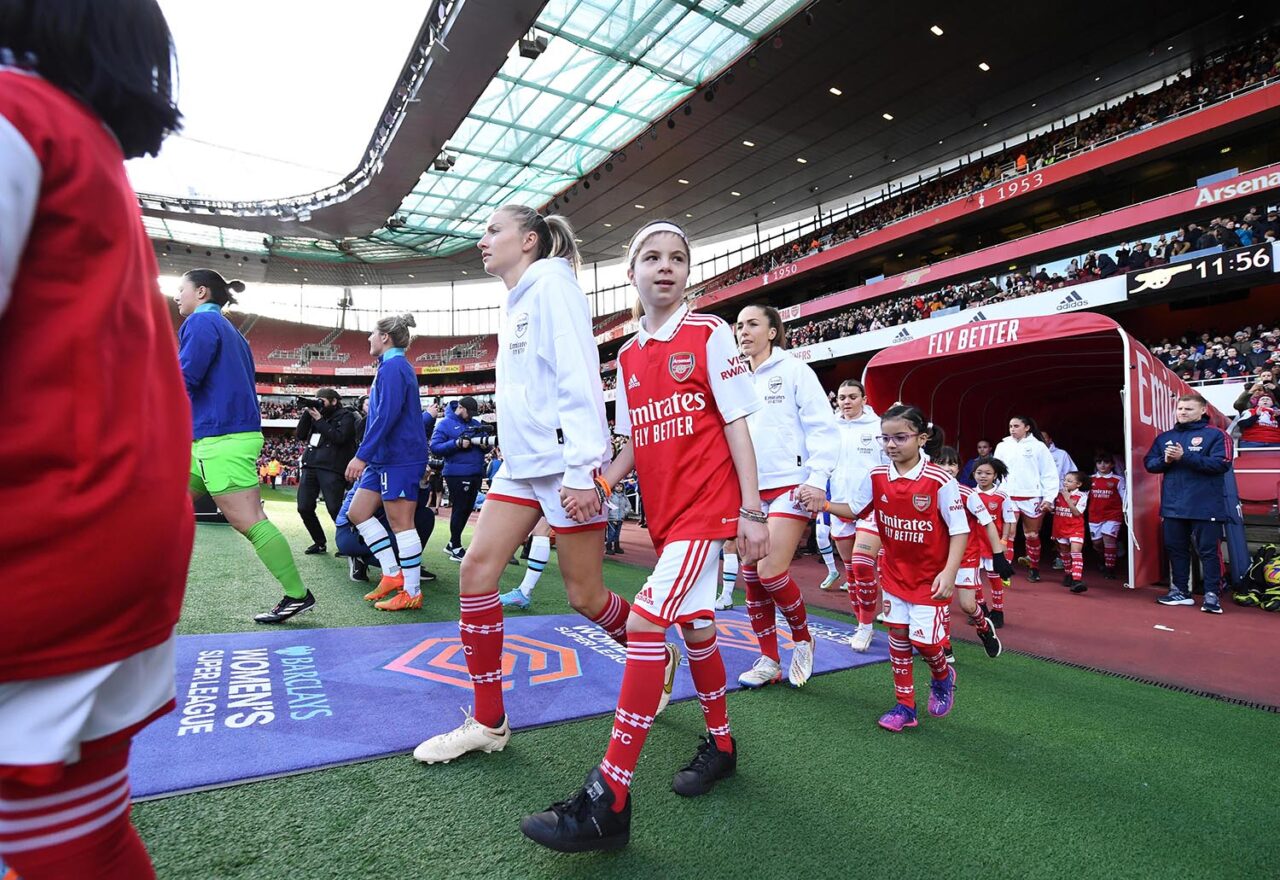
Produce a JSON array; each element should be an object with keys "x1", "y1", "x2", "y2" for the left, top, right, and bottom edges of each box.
[
  {"x1": 934, "y1": 447, "x2": 1005, "y2": 659},
  {"x1": 521, "y1": 221, "x2": 769, "y2": 853},
  {"x1": 0, "y1": 3, "x2": 188, "y2": 878},
  {"x1": 1053, "y1": 471, "x2": 1090, "y2": 592},
  {"x1": 799, "y1": 406, "x2": 968, "y2": 733},
  {"x1": 971, "y1": 455, "x2": 1018, "y2": 626},
  {"x1": 1088, "y1": 455, "x2": 1127, "y2": 580}
]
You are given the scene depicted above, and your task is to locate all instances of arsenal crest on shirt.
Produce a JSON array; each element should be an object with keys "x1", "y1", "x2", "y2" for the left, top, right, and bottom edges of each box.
[
  {"x1": 912, "y1": 493, "x2": 932, "y2": 512},
  {"x1": 1191, "y1": 436, "x2": 1203, "y2": 446},
  {"x1": 668, "y1": 352, "x2": 696, "y2": 382}
]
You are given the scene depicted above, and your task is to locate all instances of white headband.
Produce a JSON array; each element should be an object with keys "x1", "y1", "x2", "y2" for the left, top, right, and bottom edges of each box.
[{"x1": 627, "y1": 221, "x2": 690, "y2": 266}]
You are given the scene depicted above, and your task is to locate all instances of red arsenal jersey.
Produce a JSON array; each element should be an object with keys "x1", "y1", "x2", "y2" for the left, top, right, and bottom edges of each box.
[
  {"x1": 975, "y1": 488, "x2": 1015, "y2": 557},
  {"x1": 615, "y1": 306, "x2": 761, "y2": 552},
  {"x1": 0, "y1": 72, "x2": 194, "y2": 681},
  {"x1": 1052, "y1": 489, "x2": 1088, "y2": 540},
  {"x1": 1088, "y1": 473, "x2": 1125, "y2": 523},
  {"x1": 843, "y1": 454, "x2": 969, "y2": 606},
  {"x1": 958, "y1": 485, "x2": 995, "y2": 567}
]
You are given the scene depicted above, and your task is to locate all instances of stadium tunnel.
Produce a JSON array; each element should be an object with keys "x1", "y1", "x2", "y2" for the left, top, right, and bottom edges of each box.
[{"x1": 859, "y1": 312, "x2": 1237, "y2": 589}]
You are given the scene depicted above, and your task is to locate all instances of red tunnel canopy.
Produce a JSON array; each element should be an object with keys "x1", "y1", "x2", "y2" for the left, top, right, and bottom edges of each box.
[{"x1": 862, "y1": 312, "x2": 1127, "y2": 461}]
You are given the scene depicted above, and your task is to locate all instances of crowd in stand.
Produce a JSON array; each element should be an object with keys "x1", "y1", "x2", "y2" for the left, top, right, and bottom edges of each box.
[
  {"x1": 260, "y1": 400, "x2": 303, "y2": 419},
  {"x1": 693, "y1": 30, "x2": 1280, "y2": 297},
  {"x1": 256, "y1": 436, "x2": 306, "y2": 486},
  {"x1": 784, "y1": 207, "x2": 1277, "y2": 349},
  {"x1": 1150, "y1": 321, "x2": 1280, "y2": 389}
]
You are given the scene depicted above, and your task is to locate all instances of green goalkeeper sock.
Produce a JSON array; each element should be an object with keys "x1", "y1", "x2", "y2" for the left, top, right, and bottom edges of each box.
[{"x1": 246, "y1": 520, "x2": 306, "y2": 599}]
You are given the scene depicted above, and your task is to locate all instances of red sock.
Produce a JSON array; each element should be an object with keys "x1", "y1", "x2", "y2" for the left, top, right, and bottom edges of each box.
[
  {"x1": 459, "y1": 591, "x2": 506, "y2": 728},
  {"x1": 887, "y1": 624, "x2": 915, "y2": 709},
  {"x1": 849, "y1": 553, "x2": 877, "y2": 626},
  {"x1": 759, "y1": 570, "x2": 810, "y2": 643},
  {"x1": 1004, "y1": 545, "x2": 1014, "y2": 563},
  {"x1": 686, "y1": 630, "x2": 733, "y2": 753},
  {"x1": 0, "y1": 744, "x2": 155, "y2": 880},
  {"x1": 600, "y1": 631, "x2": 667, "y2": 809},
  {"x1": 967, "y1": 602, "x2": 991, "y2": 633},
  {"x1": 1071, "y1": 548, "x2": 1084, "y2": 580},
  {"x1": 986, "y1": 571, "x2": 1005, "y2": 610},
  {"x1": 742, "y1": 565, "x2": 779, "y2": 661},
  {"x1": 844, "y1": 558, "x2": 857, "y2": 591},
  {"x1": 974, "y1": 580, "x2": 986, "y2": 604},
  {"x1": 589, "y1": 590, "x2": 631, "y2": 646},
  {"x1": 1026, "y1": 533, "x2": 1042, "y2": 566},
  {"x1": 913, "y1": 639, "x2": 951, "y2": 681},
  {"x1": 1103, "y1": 536, "x2": 1117, "y2": 569}
]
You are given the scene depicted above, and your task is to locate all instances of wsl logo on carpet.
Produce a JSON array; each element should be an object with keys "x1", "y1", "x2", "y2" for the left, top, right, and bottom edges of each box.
[{"x1": 176, "y1": 643, "x2": 332, "y2": 735}]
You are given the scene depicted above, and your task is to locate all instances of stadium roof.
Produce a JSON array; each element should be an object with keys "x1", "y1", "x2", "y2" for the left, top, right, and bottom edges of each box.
[{"x1": 144, "y1": 1, "x2": 1264, "y2": 285}]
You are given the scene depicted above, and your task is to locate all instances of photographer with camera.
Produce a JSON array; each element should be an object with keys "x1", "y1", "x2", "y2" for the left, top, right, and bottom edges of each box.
[
  {"x1": 294, "y1": 388, "x2": 357, "y2": 554},
  {"x1": 429, "y1": 396, "x2": 491, "y2": 561}
]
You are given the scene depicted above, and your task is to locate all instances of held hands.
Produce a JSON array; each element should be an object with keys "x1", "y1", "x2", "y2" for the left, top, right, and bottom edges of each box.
[
  {"x1": 795, "y1": 484, "x2": 826, "y2": 514},
  {"x1": 931, "y1": 569, "x2": 957, "y2": 601},
  {"x1": 1038, "y1": 499, "x2": 1053, "y2": 514},
  {"x1": 559, "y1": 486, "x2": 602, "y2": 524},
  {"x1": 736, "y1": 518, "x2": 770, "y2": 567},
  {"x1": 345, "y1": 456, "x2": 367, "y2": 482}
]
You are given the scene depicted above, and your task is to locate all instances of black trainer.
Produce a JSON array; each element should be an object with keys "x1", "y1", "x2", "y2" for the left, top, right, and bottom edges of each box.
[
  {"x1": 988, "y1": 609, "x2": 1005, "y2": 629},
  {"x1": 520, "y1": 767, "x2": 630, "y2": 853},
  {"x1": 1103, "y1": 567, "x2": 1118, "y2": 580},
  {"x1": 976, "y1": 621, "x2": 1002, "y2": 658},
  {"x1": 672, "y1": 735, "x2": 737, "y2": 797},
  {"x1": 254, "y1": 590, "x2": 316, "y2": 625},
  {"x1": 304, "y1": 543, "x2": 326, "y2": 555},
  {"x1": 422, "y1": 569, "x2": 438, "y2": 583},
  {"x1": 1070, "y1": 579, "x2": 1088, "y2": 594},
  {"x1": 348, "y1": 557, "x2": 369, "y2": 583},
  {"x1": 1027, "y1": 567, "x2": 1041, "y2": 583},
  {"x1": 1062, "y1": 571, "x2": 1073, "y2": 587}
]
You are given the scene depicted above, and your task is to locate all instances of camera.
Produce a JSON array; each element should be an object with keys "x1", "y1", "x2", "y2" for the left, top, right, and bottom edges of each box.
[
  {"x1": 295, "y1": 396, "x2": 326, "y2": 411},
  {"x1": 427, "y1": 455, "x2": 445, "y2": 471},
  {"x1": 460, "y1": 423, "x2": 496, "y2": 451}
]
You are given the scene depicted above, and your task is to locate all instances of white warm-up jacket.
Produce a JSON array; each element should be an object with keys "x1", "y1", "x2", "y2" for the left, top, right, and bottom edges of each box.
[
  {"x1": 992, "y1": 434, "x2": 1059, "y2": 501},
  {"x1": 746, "y1": 347, "x2": 840, "y2": 490},
  {"x1": 829, "y1": 407, "x2": 888, "y2": 503},
  {"x1": 495, "y1": 257, "x2": 610, "y2": 489}
]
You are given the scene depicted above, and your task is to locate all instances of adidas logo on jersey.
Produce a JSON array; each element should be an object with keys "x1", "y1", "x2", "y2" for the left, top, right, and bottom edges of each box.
[
  {"x1": 892, "y1": 327, "x2": 913, "y2": 344},
  {"x1": 880, "y1": 494, "x2": 888, "y2": 502},
  {"x1": 968, "y1": 310, "x2": 988, "y2": 323},
  {"x1": 1055, "y1": 291, "x2": 1086, "y2": 311},
  {"x1": 627, "y1": 374, "x2": 640, "y2": 389}
]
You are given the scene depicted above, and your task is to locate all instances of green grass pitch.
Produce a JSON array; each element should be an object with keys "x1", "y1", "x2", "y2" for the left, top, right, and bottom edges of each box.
[{"x1": 133, "y1": 492, "x2": 1278, "y2": 879}]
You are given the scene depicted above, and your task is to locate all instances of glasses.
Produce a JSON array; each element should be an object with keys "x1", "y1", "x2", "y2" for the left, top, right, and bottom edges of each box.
[{"x1": 876, "y1": 432, "x2": 920, "y2": 446}]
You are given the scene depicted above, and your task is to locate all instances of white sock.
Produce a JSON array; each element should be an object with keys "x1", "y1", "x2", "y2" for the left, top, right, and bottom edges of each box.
[
  {"x1": 720, "y1": 552, "x2": 738, "y2": 601},
  {"x1": 816, "y1": 523, "x2": 837, "y2": 575},
  {"x1": 356, "y1": 519, "x2": 401, "y2": 576},
  {"x1": 395, "y1": 529, "x2": 422, "y2": 597},
  {"x1": 519, "y1": 535, "x2": 551, "y2": 598}
]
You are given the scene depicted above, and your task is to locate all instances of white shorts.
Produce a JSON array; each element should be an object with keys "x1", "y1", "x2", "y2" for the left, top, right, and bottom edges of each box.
[
  {"x1": 882, "y1": 594, "x2": 950, "y2": 645},
  {"x1": 1089, "y1": 520, "x2": 1122, "y2": 540},
  {"x1": 632, "y1": 539, "x2": 722, "y2": 628},
  {"x1": 486, "y1": 472, "x2": 606, "y2": 532},
  {"x1": 0, "y1": 636, "x2": 175, "y2": 769},
  {"x1": 1009, "y1": 498, "x2": 1044, "y2": 518},
  {"x1": 956, "y1": 566, "x2": 981, "y2": 588},
  {"x1": 854, "y1": 514, "x2": 879, "y2": 540},
  {"x1": 830, "y1": 515, "x2": 858, "y2": 540},
  {"x1": 760, "y1": 485, "x2": 811, "y2": 522}
]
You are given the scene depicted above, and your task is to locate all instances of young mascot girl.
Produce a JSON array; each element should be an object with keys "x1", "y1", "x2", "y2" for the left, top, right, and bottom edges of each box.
[
  {"x1": 934, "y1": 447, "x2": 1005, "y2": 658},
  {"x1": 734, "y1": 304, "x2": 840, "y2": 687},
  {"x1": 521, "y1": 221, "x2": 768, "y2": 852},
  {"x1": 971, "y1": 455, "x2": 1018, "y2": 626},
  {"x1": 1053, "y1": 471, "x2": 1089, "y2": 592},
  {"x1": 414, "y1": 206, "x2": 676, "y2": 765},
  {"x1": 800, "y1": 406, "x2": 968, "y2": 732}
]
